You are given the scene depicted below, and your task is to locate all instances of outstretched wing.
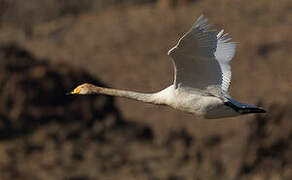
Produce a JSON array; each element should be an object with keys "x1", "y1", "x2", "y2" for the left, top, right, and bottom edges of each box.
[{"x1": 168, "y1": 15, "x2": 236, "y2": 93}]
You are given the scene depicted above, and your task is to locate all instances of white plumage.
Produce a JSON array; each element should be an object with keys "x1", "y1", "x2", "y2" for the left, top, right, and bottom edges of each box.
[{"x1": 69, "y1": 15, "x2": 266, "y2": 119}]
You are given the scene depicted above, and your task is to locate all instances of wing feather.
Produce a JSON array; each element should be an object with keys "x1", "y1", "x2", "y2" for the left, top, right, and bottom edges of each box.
[
  {"x1": 216, "y1": 30, "x2": 236, "y2": 92},
  {"x1": 168, "y1": 15, "x2": 236, "y2": 94}
]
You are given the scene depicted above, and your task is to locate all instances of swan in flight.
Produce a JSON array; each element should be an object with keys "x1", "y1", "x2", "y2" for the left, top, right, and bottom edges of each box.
[{"x1": 68, "y1": 15, "x2": 265, "y2": 119}]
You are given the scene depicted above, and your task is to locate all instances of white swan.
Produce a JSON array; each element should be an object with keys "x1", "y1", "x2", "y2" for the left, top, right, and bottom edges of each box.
[{"x1": 68, "y1": 15, "x2": 265, "y2": 119}]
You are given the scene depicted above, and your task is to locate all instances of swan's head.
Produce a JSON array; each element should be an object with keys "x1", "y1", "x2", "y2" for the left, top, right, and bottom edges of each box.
[{"x1": 68, "y1": 83, "x2": 92, "y2": 95}]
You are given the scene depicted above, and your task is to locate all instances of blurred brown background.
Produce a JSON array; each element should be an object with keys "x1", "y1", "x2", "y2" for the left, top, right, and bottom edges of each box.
[{"x1": 0, "y1": 0, "x2": 291, "y2": 179}]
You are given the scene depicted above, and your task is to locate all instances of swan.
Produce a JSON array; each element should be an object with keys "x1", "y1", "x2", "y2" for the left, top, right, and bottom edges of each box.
[{"x1": 68, "y1": 15, "x2": 266, "y2": 119}]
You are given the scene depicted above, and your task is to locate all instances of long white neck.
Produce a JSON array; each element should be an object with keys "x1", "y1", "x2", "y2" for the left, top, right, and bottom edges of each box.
[{"x1": 88, "y1": 85, "x2": 163, "y2": 105}]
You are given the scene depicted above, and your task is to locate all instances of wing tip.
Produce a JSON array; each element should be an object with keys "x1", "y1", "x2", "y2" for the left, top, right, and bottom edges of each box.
[
  {"x1": 217, "y1": 30, "x2": 236, "y2": 43},
  {"x1": 194, "y1": 14, "x2": 210, "y2": 30},
  {"x1": 197, "y1": 14, "x2": 204, "y2": 22}
]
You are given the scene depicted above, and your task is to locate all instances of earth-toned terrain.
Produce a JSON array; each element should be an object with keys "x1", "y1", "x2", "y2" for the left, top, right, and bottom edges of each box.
[{"x1": 0, "y1": 0, "x2": 291, "y2": 179}]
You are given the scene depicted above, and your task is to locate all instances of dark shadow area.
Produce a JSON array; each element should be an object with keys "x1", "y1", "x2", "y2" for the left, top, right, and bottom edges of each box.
[{"x1": 0, "y1": 44, "x2": 129, "y2": 140}]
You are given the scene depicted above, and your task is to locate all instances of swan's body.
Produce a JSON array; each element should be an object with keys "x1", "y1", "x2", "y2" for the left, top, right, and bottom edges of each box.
[{"x1": 69, "y1": 15, "x2": 265, "y2": 119}]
